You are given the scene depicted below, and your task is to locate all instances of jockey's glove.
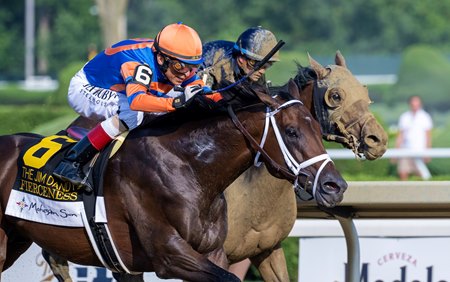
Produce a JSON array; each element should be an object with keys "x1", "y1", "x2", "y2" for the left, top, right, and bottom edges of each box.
[{"x1": 172, "y1": 84, "x2": 204, "y2": 109}]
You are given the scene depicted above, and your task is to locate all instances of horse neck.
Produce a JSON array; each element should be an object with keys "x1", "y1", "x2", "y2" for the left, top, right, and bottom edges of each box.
[
  {"x1": 157, "y1": 109, "x2": 266, "y2": 200},
  {"x1": 205, "y1": 110, "x2": 266, "y2": 190}
]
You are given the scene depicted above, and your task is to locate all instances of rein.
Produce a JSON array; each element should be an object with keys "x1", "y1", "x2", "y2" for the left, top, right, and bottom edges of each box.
[{"x1": 227, "y1": 100, "x2": 332, "y2": 200}]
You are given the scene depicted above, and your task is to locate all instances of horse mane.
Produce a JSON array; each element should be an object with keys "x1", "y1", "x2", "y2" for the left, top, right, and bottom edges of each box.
[
  {"x1": 270, "y1": 63, "x2": 317, "y2": 100},
  {"x1": 293, "y1": 63, "x2": 317, "y2": 89}
]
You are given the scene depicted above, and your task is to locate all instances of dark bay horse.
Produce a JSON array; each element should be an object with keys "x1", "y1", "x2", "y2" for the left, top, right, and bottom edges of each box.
[
  {"x1": 44, "y1": 51, "x2": 387, "y2": 281},
  {"x1": 0, "y1": 82, "x2": 346, "y2": 281}
]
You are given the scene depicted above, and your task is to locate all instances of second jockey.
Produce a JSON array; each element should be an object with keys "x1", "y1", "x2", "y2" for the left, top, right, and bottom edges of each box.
[{"x1": 199, "y1": 26, "x2": 280, "y2": 88}]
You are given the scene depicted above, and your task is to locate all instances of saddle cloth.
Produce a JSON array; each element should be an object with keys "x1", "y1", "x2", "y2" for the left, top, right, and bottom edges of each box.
[
  {"x1": 5, "y1": 131, "x2": 107, "y2": 227},
  {"x1": 5, "y1": 129, "x2": 134, "y2": 273}
]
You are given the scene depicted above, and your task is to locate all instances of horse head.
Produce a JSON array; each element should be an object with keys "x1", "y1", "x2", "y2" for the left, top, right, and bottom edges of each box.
[
  {"x1": 304, "y1": 51, "x2": 388, "y2": 160},
  {"x1": 232, "y1": 81, "x2": 347, "y2": 207}
]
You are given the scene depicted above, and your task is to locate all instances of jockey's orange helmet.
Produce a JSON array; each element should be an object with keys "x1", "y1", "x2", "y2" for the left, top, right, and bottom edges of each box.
[{"x1": 154, "y1": 22, "x2": 203, "y2": 65}]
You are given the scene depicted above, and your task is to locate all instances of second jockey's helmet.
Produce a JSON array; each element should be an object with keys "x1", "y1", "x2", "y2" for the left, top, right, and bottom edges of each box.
[
  {"x1": 234, "y1": 27, "x2": 280, "y2": 62},
  {"x1": 154, "y1": 22, "x2": 203, "y2": 65}
]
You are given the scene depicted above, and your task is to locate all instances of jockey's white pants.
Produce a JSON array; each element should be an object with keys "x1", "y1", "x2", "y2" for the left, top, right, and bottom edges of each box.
[{"x1": 68, "y1": 69, "x2": 148, "y2": 137}]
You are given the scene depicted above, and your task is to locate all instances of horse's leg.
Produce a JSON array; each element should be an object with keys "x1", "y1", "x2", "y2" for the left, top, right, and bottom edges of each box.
[
  {"x1": 41, "y1": 249, "x2": 143, "y2": 282},
  {"x1": 41, "y1": 250, "x2": 73, "y2": 282},
  {"x1": 0, "y1": 227, "x2": 7, "y2": 275},
  {"x1": 2, "y1": 230, "x2": 33, "y2": 271},
  {"x1": 228, "y1": 259, "x2": 251, "y2": 281},
  {"x1": 206, "y1": 247, "x2": 230, "y2": 270},
  {"x1": 112, "y1": 272, "x2": 144, "y2": 282},
  {"x1": 175, "y1": 249, "x2": 232, "y2": 282},
  {"x1": 149, "y1": 235, "x2": 240, "y2": 282},
  {"x1": 250, "y1": 244, "x2": 289, "y2": 282},
  {"x1": 106, "y1": 239, "x2": 238, "y2": 282}
]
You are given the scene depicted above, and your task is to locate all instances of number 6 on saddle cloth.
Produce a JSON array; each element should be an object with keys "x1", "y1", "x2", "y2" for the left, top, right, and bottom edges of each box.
[
  {"x1": 5, "y1": 128, "x2": 129, "y2": 273},
  {"x1": 17, "y1": 128, "x2": 119, "y2": 195}
]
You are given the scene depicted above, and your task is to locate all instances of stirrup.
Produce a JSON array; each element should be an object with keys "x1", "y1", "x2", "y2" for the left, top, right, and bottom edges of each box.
[
  {"x1": 80, "y1": 176, "x2": 93, "y2": 193},
  {"x1": 53, "y1": 164, "x2": 93, "y2": 193}
]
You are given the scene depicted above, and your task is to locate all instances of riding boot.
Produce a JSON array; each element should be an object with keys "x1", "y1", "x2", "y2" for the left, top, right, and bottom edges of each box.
[
  {"x1": 53, "y1": 136, "x2": 98, "y2": 192},
  {"x1": 54, "y1": 123, "x2": 114, "y2": 192}
]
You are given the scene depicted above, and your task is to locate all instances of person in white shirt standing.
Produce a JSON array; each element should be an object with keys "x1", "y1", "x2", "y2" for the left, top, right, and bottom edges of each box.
[{"x1": 395, "y1": 95, "x2": 433, "y2": 180}]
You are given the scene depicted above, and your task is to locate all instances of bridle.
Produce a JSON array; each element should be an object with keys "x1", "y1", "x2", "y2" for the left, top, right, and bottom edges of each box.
[
  {"x1": 312, "y1": 72, "x2": 367, "y2": 159},
  {"x1": 227, "y1": 100, "x2": 332, "y2": 201}
]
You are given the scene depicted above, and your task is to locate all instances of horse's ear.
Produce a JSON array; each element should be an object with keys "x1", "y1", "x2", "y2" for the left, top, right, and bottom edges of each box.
[
  {"x1": 288, "y1": 79, "x2": 301, "y2": 100},
  {"x1": 253, "y1": 87, "x2": 279, "y2": 109},
  {"x1": 335, "y1": 50, "x2": 347, "y2": 68},
  {"x1": 308, "y1": 53, "x2": 328, "y2": 79}
]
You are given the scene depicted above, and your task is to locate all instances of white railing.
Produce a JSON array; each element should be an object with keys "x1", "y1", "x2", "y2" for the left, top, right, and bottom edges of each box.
[
  {"x1": 327, "y1": 147, "x2": 450, "y2": 181},
  {"x1": 327, "y1": 147, "x2": 450, "y2": 159},
  {"x1": 355, "y1": 74, "x2": 397, "y2": 85}
]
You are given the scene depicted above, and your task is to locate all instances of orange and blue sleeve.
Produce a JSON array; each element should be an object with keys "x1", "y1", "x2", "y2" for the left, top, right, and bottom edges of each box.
[
  {"x1": 121, "y1": 62, "x2": 176, "y2": 112},
  {"x1": 128, "y1": 91, "x2": 175, "y2": 112}
]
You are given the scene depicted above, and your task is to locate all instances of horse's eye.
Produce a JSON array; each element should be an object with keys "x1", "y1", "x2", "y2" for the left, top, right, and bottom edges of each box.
[
  {"x1": 331, "y1": 92, "x2": 341, "y2": 102},
  {"x1": 286, "y1": 127, "x2": 298, "y2": 138},
  {"x1": 325, "y1": 89, "x2": 344, "y2": 108}
]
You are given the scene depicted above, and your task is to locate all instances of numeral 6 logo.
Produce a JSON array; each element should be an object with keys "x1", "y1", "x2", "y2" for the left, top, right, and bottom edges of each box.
[
  {"x1": 134, "y1": 65, "x2": 153, "y2": 85},
  {"x1": 23, "y1": 135, "x2": 76, "y2": 169}
]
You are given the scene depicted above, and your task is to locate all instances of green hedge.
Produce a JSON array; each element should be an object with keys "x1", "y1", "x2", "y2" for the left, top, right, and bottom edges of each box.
[
  {"x1": 393, "y1": 45, "x2": 450, "y2": 110},
  {"x1": 267, "y1": 50, "x2": 309, "y2": 85},
  {"x1": 32, "y1": 113, "x2": 78, "y2": 136},
  {"x1": 0, "y1": 105, "x2": 73, "y2": 135},
  {"x1": 0, "y1": 85, "x2": 51, "y2": 105}
]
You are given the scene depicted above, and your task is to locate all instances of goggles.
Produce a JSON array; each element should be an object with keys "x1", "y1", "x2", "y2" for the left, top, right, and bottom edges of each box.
[
  {"x1": 246, "y1": 58, "x2": 273, "y2": 70},
  {"x1": 164, "y1": 55, "x2": 199, "y2": 75}
]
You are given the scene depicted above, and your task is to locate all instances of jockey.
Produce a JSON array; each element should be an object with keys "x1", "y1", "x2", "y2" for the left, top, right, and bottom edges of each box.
[
  {"x1": 199, "y1": 26, "x2": 280, "y2": 88},
  {"x1": 53, "y1": 22, "x2": 221, "y2": 190}
]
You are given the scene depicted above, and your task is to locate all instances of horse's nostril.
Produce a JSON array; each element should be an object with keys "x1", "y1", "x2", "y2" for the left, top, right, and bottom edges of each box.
[
  {"x1": 324, "y1": 182, "x2": 340, "y2": 193},
  {"x1": 365, "y1": 135, "x2": 380, "y2": 146}
]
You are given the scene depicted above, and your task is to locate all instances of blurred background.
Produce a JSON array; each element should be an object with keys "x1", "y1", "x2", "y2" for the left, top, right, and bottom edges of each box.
[{"x1": 1, "y1": 1, "x2": 450, "y2": 280}]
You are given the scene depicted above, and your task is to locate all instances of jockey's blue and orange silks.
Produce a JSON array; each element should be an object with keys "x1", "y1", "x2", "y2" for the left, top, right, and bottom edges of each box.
[
  {"x1": 81, "y1": 39, "x2": 201, "y2": 111},
  {"x1": 67, "y1": 38, "x2": 221, "y2": 131}
]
